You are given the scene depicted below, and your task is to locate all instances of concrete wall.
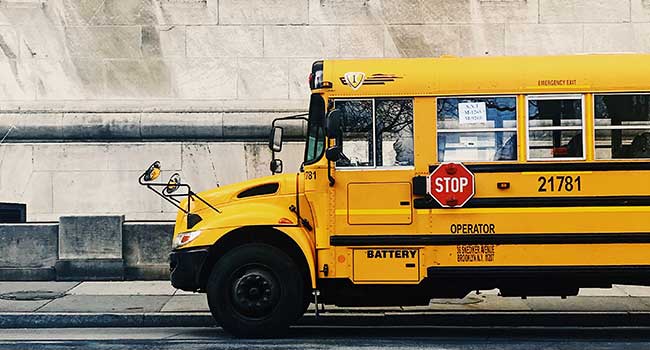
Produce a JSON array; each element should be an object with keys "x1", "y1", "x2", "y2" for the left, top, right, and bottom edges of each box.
[
  {"x1": 0, "y1": 218, "x2": 174, "y2": 280},
  {"x1": 0, "y1": 0, "x2": 649, "y2": 220}
]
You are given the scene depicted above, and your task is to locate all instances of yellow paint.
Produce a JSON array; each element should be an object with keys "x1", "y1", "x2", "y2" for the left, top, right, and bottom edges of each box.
[{"x1": 168, "y1": 54, "x2": 650, "y2": 292}]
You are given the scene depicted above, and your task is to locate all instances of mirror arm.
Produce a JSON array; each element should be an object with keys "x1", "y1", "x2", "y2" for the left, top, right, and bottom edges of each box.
[
  {"x1": 146, "y1": 184, "x2": 189, "y2": 214},
  {"x1": 328, "y1": 160, "x2": 335, "y2": 186}
]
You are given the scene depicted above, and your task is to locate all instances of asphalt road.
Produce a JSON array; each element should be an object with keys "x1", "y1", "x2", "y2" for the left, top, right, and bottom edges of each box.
[{"x1": 1, "y1": 327, "x2": 650, "y2": 349}]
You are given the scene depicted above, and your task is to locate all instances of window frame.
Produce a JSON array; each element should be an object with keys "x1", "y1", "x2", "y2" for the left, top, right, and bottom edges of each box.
[
  {"x1": 435, "y1": 94, "x2": 519, "y2": 163},
  {"x1": 592, "y1": 92, "x2": 650, "y2": 161},
  {"x1": 525, "y1": 94, "x2": 586, "y2": 162},
  {"x1": 333, "y1": 97, "x2": 415, "y2": 170}
]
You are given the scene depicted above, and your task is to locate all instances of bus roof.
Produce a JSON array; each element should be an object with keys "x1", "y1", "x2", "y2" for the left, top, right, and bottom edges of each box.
[{"x1": 322, "y1": 54, "x2": 650, "y2": 97}]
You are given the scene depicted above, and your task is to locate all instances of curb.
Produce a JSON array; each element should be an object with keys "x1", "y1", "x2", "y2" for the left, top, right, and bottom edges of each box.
[{"x1": 4, "y1": 311, "x2": 650, "y2": 329}]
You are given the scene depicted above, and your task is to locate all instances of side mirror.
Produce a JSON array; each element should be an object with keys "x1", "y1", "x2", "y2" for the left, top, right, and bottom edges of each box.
[
  {"x1": 326, "y1": 109, "x2": 343, "y2": 139},
  {"x1": 143, "y1": 161, "x2": 161, "y2": 182},
  {"x1": 269, "y1": 126, "x2": 283, "y2": 153},
  {"x1": 270, "y1": 159, "x2": 283, "y2": 174},
  {"x1": 166, "y1": 173, "x2": 181, "y2": 194},
  {"x1": 325, "y1": 147, "x2": 341, "y2": 162}
]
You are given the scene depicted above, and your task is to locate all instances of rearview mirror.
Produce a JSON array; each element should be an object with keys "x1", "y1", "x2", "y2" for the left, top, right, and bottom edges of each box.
[
  {"x1": 326, "y1": 147, "x2": 341, "y2": 162},
  {"x1": 166, "y1": 173, "x2": 181, "y2": 194},
  {"x1": 143, "y1": 161, "x2": 161, "y2": 182},
  {"x1": 326, "y1": 109, "x2": 343, "y2": 139},
  {"x1": 269, "y1": 126, "x2": 283, "y2": 153},
  {"x1": 270, "y1": 159, "x2": 283, "y2": 174}
]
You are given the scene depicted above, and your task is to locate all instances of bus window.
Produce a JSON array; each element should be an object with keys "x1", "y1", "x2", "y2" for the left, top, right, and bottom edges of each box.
[
  {"x1": 376, "y1": 99, "x2": 414, "y2": 166},
  {"x1": 595, "y1": 94, "x2": 650, "y2": 159},
  {"x1": 527, "y1": 95, "x2": 584, "y2": 160},
  {"x1": 334, "y1": 98, "x2": 414, "y2": 168},
  {"x1": 334, "y1": 99, "x2": 374, "y2": 167},
  {"x1": 437, "y1": 96, "x2": 517, "y2": 162}
]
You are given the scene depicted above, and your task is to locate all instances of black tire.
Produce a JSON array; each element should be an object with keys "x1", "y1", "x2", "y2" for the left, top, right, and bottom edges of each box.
[{"x1": 206, "y1": 243, "x2": 304, "y2": 338}]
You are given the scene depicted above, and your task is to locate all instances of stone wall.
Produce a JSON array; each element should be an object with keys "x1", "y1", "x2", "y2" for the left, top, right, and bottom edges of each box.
[
  {"x1": 0, "y1": 0, "x2": 649, "y2": 220},
  {"x1": 0, "y1": 218, "x2": 174, "y2": 280}
]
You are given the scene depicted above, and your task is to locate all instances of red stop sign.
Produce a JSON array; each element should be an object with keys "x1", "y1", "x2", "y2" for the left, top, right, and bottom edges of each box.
[{"x1": 427, "y1": 162, "x2": 475, "y2": 208}]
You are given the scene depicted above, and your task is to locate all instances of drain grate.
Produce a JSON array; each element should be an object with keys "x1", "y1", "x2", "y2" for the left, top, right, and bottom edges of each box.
[{"x1": 0, "y1": 290, "x2": 65, "y2": 301}]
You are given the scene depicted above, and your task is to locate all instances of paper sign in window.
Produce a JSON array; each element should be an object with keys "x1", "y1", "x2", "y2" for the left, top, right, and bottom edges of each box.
[{"x1": 458, "y1": 102, "x2": 487, "y2": 125}]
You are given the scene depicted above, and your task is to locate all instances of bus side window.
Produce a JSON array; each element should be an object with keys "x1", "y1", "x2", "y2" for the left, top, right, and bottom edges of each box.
[
  {"x1": 376, "y1": 99, "x2": 414, "y2": 166},
  {"x1": 527, "y1": 96, "x2": 584, "y2": 160},
  {"x1": 437, "y1": 96, "x2": 517, "y2": 162},
  {"x1": 595, "y1": 94, "x2": 650, "y2": 159},
  {"x1": 333, "y1": 99, "x2": 374, "y2": 167}
]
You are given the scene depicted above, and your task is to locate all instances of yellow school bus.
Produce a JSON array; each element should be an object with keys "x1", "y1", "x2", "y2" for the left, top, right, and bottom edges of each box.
[{"x1": 140, "y1": 54, "x2": 650, "y2": 337}]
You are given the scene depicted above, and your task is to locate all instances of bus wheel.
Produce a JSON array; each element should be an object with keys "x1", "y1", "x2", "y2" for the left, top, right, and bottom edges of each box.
[{"x1": 206, "y1": 243, "x2": 304, "y2": 338}]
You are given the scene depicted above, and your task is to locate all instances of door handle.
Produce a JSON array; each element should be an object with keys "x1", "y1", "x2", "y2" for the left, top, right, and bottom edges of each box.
[{"x1": 400, "y1": 201, "x2": 410, "y2": 206}]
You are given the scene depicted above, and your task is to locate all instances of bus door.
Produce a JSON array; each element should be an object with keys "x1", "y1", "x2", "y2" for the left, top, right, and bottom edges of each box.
[{"x1": 331, "y1": 98, "x2": 419, "y2": 282}]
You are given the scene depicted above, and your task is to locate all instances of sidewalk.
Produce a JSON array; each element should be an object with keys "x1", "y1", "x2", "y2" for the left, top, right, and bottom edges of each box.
[{"x1": 3, "y1": 281, "x2": 650, "y2": 328}]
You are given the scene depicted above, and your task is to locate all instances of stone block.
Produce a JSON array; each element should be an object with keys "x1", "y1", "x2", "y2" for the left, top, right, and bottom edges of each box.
[
  {"x1": 459, "y1": 24, "x2": 506, "y2": 56},
  {"x1": 32, "y1": 59, "x2": 87, "y2": 100},
  {"x1": 65, "y1": 26, "x2": 142, "y2": 59},
  {"x1": 21, "y1": 171, "x2": 53, "y2": 217},
  {"x1": 540, "y1": 0, "x2": 631, "y2": 23},
  {"x1": 423, "y1": 0, "x2": 539, "y2": 24},
  {"x1": 106, "y1": 143, "x2": 182, "y2": 171},
  {"x1": 60, "y1": 113, "x2": 141, "y2": 140},
  {"x1": 68, "y1": 58, "x2": 105, "y2": 99},
  {"x1": 0, "y1": 144, "x2": 34, "y2": 203},
  {"x1": 245, "y1": 141, "x2": 305, "y2": 178},
  {"x1": 169, "y1": 58, "x2": 238, "y2": 99},
  {"x1": 0, "y1": 224, "x2": 58, "y2": 268},
  {"x1": 264, "y1": 26, "x2": 339, "y2": 58},
  {"x1": 584, "y1": 24, "x2": 636, "y2": 53},
  {"x1": 55, "y1": 258, "x2": 125, "y2": 281},
  {"x1": 308, "y1": 0, "x2": 383, "y2": 25},
  {"x1": 140, "y1": 112, "x2": 224, "y2": 140},
  {"x1": 49, "y1": 0, "x2": 110, "y2": 26},
  {"x1": 219, "y1": 0, "x2": 308, "y2": 24},
  {"x1": 238, "y1": 58, "x2": 289, "y2": 99},
  {"x1": 105, "y1": 60, "x2": 173, "y2": 99},
  {"x1": 632, "y1": 23, "x2": 650, "y2": 51},
  {"x1": 0, "y1": 60, "x2": 35, "y2": 100},
  {"x1": 0, "y1": 113, "x2": 64, "y2": 140},
  {"x1": 155, "y1": 0, "x2": 219, "y2": 25},
  {"x1": 142, "y1": 26, "x2": 186, "y2": 58},
  {"x1": 18, "y1": 24, "x2": 67, "y2": 59},
  {"x1": 34, "y1": 144, "x2": 108, "y2": 172},
  {"x1": 380, "y1": 0, "x2": 423, "y2": 24},
  {"x1": 0, "y1": 26, "x2": 19, "y2": 60},
  {"x1": 289, "y1": 58, "x2": 318, "y2": 100},
  {"x1": 58, "y1": 216, "x2": 124, "y2": 260},
  {"x1": 632, "y1": 0, "x2": 650, "y2": 22},
  {"x1": 187, "y1": 26, "x2": 262, "y2": 57},
  {"x1": 505, "y1": 24, "x2": 584, "y2": 56},
  {"x1": 52, "y1": 171, "x2": 163, "y2": 214},
  {"x1": 86, "y1": 0, "x2": 157, "y2": 25},
  {"x1": 123, "y1": 223, "x2": 173, "y2": 280},
  {"x1": 222, "y1": 112, "x2": 281, "y2": 139},
  {"x1": 180, "y1": 142, "x2": 247, "y2": 191},
  {"x1": 385, "y1": 25, "x2": 462, "y2": 58},
  {"x1": 339, "y1": 26, "x2": 384, "y2": 58}
]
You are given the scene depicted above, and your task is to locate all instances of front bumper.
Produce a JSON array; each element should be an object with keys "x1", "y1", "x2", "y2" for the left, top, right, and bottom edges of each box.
[{"x1": 169, "y1": 246, "x2": 210, "y2": 291}]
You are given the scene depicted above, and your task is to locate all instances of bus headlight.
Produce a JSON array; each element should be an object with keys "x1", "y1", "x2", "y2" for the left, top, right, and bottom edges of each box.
[{"x1": 172, "y1": 230, "x2": 202, "y2": 250}]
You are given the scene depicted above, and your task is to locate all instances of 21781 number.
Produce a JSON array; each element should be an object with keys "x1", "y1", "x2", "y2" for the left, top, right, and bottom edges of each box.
[{"x1": 537, "y1": 175, "x2": 581, "y2": 192}]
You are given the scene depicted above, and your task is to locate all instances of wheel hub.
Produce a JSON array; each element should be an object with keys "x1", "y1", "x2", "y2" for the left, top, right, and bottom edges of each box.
[{"x1": 231, "y1": 268, "x2": 279, "y2": 318}]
